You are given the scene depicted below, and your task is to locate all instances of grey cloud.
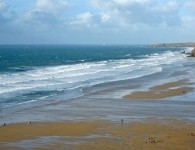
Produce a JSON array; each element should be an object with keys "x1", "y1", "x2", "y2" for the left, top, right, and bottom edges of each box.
[
  {"x1": 21, "y1": 0, "x2": 69, "y2": 29},
  {"x1": 0, "y1": 0, "x2": 16, "y2": 28},
  {"x1": 25, "y1": 10, "x2": 59, "y2": 25}
]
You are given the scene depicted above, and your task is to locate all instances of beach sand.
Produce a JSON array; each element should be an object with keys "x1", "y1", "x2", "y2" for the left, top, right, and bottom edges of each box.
[
  {"x1": 124, "y1": 79, "x2": 194, "y2": 100},
  {"x1": 0, "y1": 80, "x2": 195, "y2": 149},
  {"x1": 0, "y1": 119, "x2": 195, "y2": 150},
  {"x1": 1, "y1": 74, "x2": 195, "y2": 149}
]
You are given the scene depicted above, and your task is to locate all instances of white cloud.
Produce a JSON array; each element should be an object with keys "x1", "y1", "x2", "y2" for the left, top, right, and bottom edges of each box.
[
  {"x1": 101, "y1": 13, "x2": 111, "y2": 23},
  {"x1": 91, "y1": 0, "x2": 149, "y2": 9},
  {"x1": 0, "y1": 0, "x2": 7, "y2": 13},
  {"x1": 185, "y1": 1, "x2": 195, "y2": 9},
  {"x1": 36, "y1": 0, "x2": 68, "y2": 15},
  {"x1": 1, "y1": 0, "x2": 195, "y2": 44},
  {"x1": 151, "y1": 1, "x2": 180, "y2": 13},
  {"x1": 70, "y1": 12, "x2": 95, "y2": 28},
  {"x1": 113, "y1": 0, "x2": 149, "y2": 6},
  {"x1": 31, "y1": 0, "x2": 69, "y2": 17},
  {"x1": 90, "y1": 0, "x2": 182, "y2": 28},
  {"x1": 21, "y1": 0, "x2": 69, "y2": 30},
  {"x1": 0, "y1": 0, "x2": 15, "y2": 22}
]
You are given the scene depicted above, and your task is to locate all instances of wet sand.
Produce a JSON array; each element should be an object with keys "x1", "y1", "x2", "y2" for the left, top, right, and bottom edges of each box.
[
  {"x1": 1, "y1": 67, "x2": 195, "y2": 149},
  {"x1": 124, "y1": 79, "x2": 194, "y2": 100},
  {"x1": 0, "y1": 119, "x2": 195, "y2": 150}
]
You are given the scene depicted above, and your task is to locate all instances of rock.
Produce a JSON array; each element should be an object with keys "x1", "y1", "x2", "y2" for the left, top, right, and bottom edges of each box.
[
  {"x1": 191, "y1": 49, "x2": 195, "y2": 57},
  {"x1": 187, "y1": 48, "x2": 195, "y2": 57}
]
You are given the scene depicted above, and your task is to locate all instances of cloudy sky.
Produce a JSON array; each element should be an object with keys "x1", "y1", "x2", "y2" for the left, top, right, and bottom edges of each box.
[{"x1": 0, "y1": 0, "x2": 195, "y2": 44}]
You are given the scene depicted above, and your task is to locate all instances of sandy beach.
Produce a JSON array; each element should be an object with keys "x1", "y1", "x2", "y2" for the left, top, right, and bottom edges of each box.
[
  {"x1": 1, "y1": 76, "x2": 195, "y2": 150},
  {"x1": 124, "y1": 79, "x2": 194, "y2": 100},
  {"x1": 1, "y1": 1, "x2": 195, "y2": 148},
  {"x1": 1, "y1": 48, "x2": 195, "y2": 149},
  {"x1": 0, "y1": 119, "x2": 195, "y2": 150}
]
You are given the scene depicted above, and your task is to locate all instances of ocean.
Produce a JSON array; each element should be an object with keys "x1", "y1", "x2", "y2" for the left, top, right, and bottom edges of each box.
[{"x1": 0, "y1": 45, "x2": 193, "y2": 114}]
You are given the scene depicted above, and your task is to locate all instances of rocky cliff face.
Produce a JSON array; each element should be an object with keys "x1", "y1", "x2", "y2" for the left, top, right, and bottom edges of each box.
[{"x1": 150, "y1": 42, "x2": 195, "y2": 48}]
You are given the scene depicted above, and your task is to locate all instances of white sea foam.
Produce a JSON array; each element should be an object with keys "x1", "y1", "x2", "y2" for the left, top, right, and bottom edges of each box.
[
  {"x1": 185, "y1": 47, "x2": 194, "y2": 53},
  {"x1": 0, "y1": 51, "x2": 186, "y2": 100}
]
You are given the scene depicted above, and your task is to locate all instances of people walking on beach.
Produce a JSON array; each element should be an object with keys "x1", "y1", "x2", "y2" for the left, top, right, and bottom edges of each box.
[{"x1": 121, "y1": 118, "x2": 124, "y2": 124}]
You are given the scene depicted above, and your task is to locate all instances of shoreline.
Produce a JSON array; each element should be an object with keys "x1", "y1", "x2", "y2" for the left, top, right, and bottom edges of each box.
[
  {"x1": 1, "y1": 119, "x2": 195, "y2": 150},
  {"x1": 0, "y1": 49, "x2": 195, "y2": 149},
  {"x1": 1, "y1": 72, "x2": 195, "y2": 124},
  {"x1": 123, "y1": 79, "x2": 194, "y2": 100}
]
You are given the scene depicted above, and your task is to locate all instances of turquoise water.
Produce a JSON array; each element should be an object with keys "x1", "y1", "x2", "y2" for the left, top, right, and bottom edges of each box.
[
  {"x1": 0, "y1": 45, "x2": 181, "y2": 72},
  {"x1": 0, "y1": 45, "x2": 188, "y2": 110}
]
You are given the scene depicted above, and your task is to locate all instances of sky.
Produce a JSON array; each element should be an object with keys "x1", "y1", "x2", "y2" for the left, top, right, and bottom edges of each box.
[{"x1": 0, "y1": 0, "x2": 195, "y2": 44}]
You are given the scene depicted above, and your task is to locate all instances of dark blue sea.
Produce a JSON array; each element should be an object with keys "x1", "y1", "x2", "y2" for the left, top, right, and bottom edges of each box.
[{"x1": 0, "y1": 45, "x2": 192, "y2": 111}]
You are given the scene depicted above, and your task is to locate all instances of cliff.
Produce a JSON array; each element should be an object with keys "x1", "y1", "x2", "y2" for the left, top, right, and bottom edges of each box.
[
  {"x1": 149, "y1": 42, "x2": 195, "y2": 57},
  {"x1": 150, "y1": 42, "x2": 195, "y2": 48}
]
